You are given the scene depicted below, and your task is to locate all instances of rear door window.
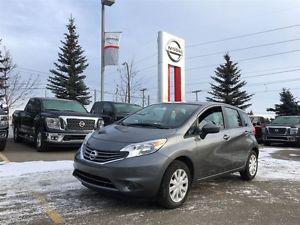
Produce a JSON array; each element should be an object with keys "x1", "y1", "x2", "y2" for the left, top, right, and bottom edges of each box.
[
  {"x1": 224, "y1": 107, "x2": 243, "y2": 129},
  {"x1": 240, "y1": 112, "x2": 252, "y2": 127}
]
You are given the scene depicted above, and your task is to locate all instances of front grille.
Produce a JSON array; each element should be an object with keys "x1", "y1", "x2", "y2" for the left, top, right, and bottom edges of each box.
[
  {"x1": 73, "y1": 169, "x2": 116, "y2": 189},
  {"x1": 268, "y1": 127, "x2": 286, "y2": 135},
  {"x1": 66, "y1": 118, "x2": 95, "y2": 131},
  {"x1": 83, "y1": 146, "x2": 128, "y2": 163}
]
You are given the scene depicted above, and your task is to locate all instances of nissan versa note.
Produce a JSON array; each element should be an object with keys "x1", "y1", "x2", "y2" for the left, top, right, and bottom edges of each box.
[{"x1": 73, "y1": 102, "x2": 259, "y2": 208}]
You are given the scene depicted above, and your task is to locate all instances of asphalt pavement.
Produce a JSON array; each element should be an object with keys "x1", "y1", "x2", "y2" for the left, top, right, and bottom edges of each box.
[{"x1": 0, "y1": 140, "x2": 299, "y2": 225}]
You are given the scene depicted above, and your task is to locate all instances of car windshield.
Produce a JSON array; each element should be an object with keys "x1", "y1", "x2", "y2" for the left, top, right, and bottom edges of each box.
[
  {"x1": 42, "y1": 99, "x2": 87, "y2": 113},
  {"x1": 121, "y1": 103, "x2": 199, "y2": 129},
  {"x1": 114, "y1": 103, "x2": 142, "y2": 114},
  {"x1": 271, "y1": 116, "x2": 300, "y2": 125}
]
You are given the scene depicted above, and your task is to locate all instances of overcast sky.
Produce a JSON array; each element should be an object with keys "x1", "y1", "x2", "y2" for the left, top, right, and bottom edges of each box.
[{"x1": 0, "y1": 0, "x2": 300, "y2": 113}]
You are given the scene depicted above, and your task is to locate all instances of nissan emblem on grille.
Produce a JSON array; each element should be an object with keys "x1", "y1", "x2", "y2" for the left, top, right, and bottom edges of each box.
[
  {"x1": 79, "y1": 121, "x2": 85, "y2": 128},
  {"x1": 89, "y1": 150, "x2": 98, "y2": 160},
  {"x1": 275, "y1": 129, "x2": 279, "y2": 132}
]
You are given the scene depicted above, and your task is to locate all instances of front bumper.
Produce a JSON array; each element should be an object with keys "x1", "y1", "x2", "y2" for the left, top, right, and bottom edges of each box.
[
  {"x1": 73, "y1": 149, "x2": 170, "y2": 197},
  {"x1": 44, "y1": 131, "x2": 91, "y2": 145},
  {"x1": 264, "y1": 135, "x2": 300, "y2": 143}
]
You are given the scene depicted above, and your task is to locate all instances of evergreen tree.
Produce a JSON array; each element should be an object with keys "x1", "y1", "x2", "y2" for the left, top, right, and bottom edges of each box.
[
  {"x1": 206, "y1": 53, "x2": 253, "y2": 110},
  {"x1": 47, "y1": 16, "x2": 90, "y2": 105},
  {"x1": 267, "y1": 88, "x2": 300, "y2": 115}
]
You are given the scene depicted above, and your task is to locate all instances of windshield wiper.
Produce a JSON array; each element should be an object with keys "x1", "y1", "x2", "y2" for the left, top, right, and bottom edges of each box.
[{"x1": 124, "y1": 122, "x2": 169, "y2": 129}]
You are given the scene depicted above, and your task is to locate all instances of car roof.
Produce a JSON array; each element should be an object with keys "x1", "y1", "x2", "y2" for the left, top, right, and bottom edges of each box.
[
  {"x1": 34, "y1": 97, "x2": 78, "y2": 103},
  {"x1": 93, "y1": 101, "x2": 141, "y2": 107}
]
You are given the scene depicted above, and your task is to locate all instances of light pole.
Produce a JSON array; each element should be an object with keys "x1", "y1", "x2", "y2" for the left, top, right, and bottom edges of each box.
[
  {"x1": 192, "y1": 90, "x2": 202, "y2": 101},
  {"x1": 122, "y1": 61, "x2": 130, "y2": 103},
  {"x1": 140, "y1": 88, "x2": 147, "y2": 107},
  {"x1": 100, "y1": 0, "x2": 115, "y2": 101}
]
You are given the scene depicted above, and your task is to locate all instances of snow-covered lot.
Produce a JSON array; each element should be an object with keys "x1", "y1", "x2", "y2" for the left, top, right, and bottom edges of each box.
[{"x1": 0, "y1": 146, "x2": 299, "y2": 225}]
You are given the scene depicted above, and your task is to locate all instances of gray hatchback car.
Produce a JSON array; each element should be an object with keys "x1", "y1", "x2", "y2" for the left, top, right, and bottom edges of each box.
[{"x1": 73, "y1": 102, "x2": 259, "y2": 208}]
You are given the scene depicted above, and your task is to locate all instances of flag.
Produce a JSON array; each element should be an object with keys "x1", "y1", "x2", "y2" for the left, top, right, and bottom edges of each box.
[{"x1": 104, "y1": 32, "x2": 121, "y2": 66}]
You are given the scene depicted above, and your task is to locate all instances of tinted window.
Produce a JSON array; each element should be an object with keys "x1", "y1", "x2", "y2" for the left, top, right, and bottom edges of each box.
[
  {"x1": 42, "y1": 99, "x2": 87, "y2": 113},
  {"x1": 114, "y1": 103, "x2": 141, "y2": 114},
  {"x1": 91, "y1": 102, "x2": 103, "y2": 114},
  {"x1": 103, "y1": 103, "x2": 113, "y2": 114},
  {"x1": 122, "y1": 103, "x2": 199, "y2": 129},
  {"x1": 198, "y1": 107, "x2": 224, "y2": 129},
  {"x1": 241, "y1": 112, "x2": 252, "y2": 127},
  {"x1": 271, "y1": 116, "x2": 300, "y2": 125},
  {"x1": 224, "y1": 107, "x2": 243, "y2": 129}
]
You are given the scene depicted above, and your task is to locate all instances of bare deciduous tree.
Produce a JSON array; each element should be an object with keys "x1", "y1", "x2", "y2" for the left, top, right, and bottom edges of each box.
[
  {"x1": 116, "y1": 60, "x2": 142, "y2": 104},
  {"x1": 6, "y1": 73, "x2": 39, "y2": 111},
  {"x1": 0, "y1": 43, "x2": 39, "y2": 112}
]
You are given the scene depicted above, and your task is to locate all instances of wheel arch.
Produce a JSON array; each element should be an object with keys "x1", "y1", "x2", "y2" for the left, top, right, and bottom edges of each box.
[{"x1": 172, "y1": 155, "x2": 195, "y2": 181}]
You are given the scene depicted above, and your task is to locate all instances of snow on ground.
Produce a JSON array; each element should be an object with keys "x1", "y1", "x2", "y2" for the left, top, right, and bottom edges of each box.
[
  {"x1": 256, "y1": 146, "x2": 300, "y2": 181},
  {"x1": 0, "y1": 160, "x2": 73, "y2": 177},
  {"x1": 0, "y1": 147, "x2": 299, "y2": 181}
]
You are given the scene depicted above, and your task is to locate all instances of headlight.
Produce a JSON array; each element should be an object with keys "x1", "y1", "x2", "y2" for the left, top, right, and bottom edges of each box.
[
  {"x1": 290, "y1": 128, "x2": 298, "y2": 135},
  {"x1": 120, "y1": 139, "x2": 167, "y2": 158},
  {"x1": 96, "y1": 119, "x2": 104, "y2": 129},
  {"x1": 45, "y1": 117, "x2": 60, "y2": 129},
  {"x1": 0, "y1": 115, "x2": 8, "y2": 126}
]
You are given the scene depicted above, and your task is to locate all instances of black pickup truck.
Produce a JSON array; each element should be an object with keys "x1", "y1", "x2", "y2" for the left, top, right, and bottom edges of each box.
[
  {"x1": 90, "y1": 101, "x2": 142, "y2": 125},
  {"x1": 12, "y1": 98, "x2": 103, "y2": 151},
  {"x1": 263, "y1": 115, "x2": 300, "y2": 146},
  {"x1": 0, "y1": 105, "x2": 9, "y2": 151}
]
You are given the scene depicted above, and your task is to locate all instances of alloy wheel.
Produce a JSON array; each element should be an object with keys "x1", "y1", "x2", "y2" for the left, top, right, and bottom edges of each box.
[
  {"x1": 169, "y1": 169, "x2": 189, "y2": 203},
  {"x1": 249, "y1": 154, "x2": 257, "y2": 176}
]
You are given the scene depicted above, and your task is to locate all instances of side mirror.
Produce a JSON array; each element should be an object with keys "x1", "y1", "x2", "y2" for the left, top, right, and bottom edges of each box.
[{"x1": 200, "y1": 123, "x2": 220, "y2": 139}]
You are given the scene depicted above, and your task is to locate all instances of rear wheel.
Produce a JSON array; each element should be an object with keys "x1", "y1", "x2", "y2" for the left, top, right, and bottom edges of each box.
[
  {"x1": 157, "y1": 160, "x2": 191, "y2": 209},
  {"x1": 13, "y1": 126, "x2": 22, "y2": 143},
  {"x1": 240, "y1": 150, "x2": 258, "y2": 181},
  {"x1": 36, "y1": 130, "x2": 48, "y2": 152}
]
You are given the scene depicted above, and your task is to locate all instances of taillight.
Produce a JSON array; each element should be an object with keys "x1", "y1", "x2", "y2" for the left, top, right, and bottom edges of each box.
[{"x1": 253, "y1": 126, "x2": 256, "y2": 136}]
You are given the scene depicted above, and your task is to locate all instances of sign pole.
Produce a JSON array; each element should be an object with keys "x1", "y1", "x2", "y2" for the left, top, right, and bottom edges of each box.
[{"x1": 100, "y1": 3, "x2": 105, "y2": 101}]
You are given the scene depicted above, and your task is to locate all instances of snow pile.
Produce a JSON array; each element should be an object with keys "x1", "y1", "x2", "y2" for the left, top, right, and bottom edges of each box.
[
  {"x1": 0, "y1": 160, "x2": 73, "y2": 177},
  {"x1": 256, "y1": 147, "x2": 300, "y2": 181}
]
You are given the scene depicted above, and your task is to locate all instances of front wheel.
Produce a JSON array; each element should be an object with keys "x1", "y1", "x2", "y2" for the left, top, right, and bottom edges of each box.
[
  {"x1": 240, "y1": 150, "x2": 258, "y2": 181},
  {"x1": 36, "y1": 131, "x2": 48, "y2": 152},
  {"x1": 157, "y1": 160, "x2": 191, "y2": 209}
]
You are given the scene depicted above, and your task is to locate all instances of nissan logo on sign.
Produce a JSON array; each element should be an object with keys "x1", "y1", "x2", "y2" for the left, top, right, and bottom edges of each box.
[{"x1": 166, "y1": 39, "x2": 183, "y2": 62}]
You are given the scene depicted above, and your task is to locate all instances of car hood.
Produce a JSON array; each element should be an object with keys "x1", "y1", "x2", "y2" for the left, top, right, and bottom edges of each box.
[
  {"x1": 86, "y1": 124, "x2": 176, "y2": 151},
  {"x1": 41, "y1": 111, "x2": 100, "y2": 118}
]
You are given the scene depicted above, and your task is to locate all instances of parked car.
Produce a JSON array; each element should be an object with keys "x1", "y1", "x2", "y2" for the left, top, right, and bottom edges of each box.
[
  {"x1": 0, "y1": 104, "x2": 9, "y2": 151},
  {"x1": 90, "y1": 101, "x2": 142, "y2": 125},
  {"x1": 250, "y1": 116, "x2": 269, "y2": 143},
  {"x1": 73, "y1": 102, "x2": 258, "y2": 208},
  {"x1": 12, "y1": 98, "x2": 103, "y2": 152},
  {"x1": 263, "y1": 115, "x2": 300, "y2": 146}
]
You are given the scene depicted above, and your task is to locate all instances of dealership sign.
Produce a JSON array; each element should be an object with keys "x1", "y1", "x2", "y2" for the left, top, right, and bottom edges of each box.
[{"x1": 158, "y1": 31, "x2": 185, "y2": 103}]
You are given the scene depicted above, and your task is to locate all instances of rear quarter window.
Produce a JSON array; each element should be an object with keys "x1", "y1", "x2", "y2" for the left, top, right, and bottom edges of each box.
[{"x1": 240, "y1": 112, "x2": 252, "y2": 127}]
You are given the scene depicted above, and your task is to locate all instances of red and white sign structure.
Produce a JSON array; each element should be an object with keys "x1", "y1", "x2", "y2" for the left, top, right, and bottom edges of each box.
[
  {"x1": 104, "y1": 32, "x2": 121, "y2": 66},
  {"x1": 158, "y1": 31, "x2": 185, "y2": 102}
]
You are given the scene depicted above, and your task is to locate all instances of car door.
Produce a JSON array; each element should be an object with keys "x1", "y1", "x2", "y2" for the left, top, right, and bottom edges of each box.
[
  {"x1": 102, "y1": 102, "x2": 114, "y2": 125},
  {"x1": 222, "y1": 107, "x2": 249, "y2": 169},
  {"x1": 191, "y1": 106, "x2": 230, "y2": 178},
  {"x1": 21, "y1": 99, "x2": 38, "y2": 135}
]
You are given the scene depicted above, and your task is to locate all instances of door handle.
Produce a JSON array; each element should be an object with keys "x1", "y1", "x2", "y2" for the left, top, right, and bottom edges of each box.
[{"x1": 223, "y1": 134, "x2": 230, "y2": 140}]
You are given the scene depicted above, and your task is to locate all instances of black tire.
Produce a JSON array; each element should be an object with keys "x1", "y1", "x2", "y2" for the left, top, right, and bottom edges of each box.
[
  {"x1": 13, "y1": 126, "x2": 22, "y2": 143},
  {"x1": 157, "y1": 160, "x2": 191, "y2": 209},
  {"x1": 240, "y1": 150, "x2": 258, "y2": 181},
  {"x1": 35, "y1": 130, "x2": 48, "y2": 152},
  {"x1": 0, "y1": 140, "x2": 6, "y2": 151}
]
